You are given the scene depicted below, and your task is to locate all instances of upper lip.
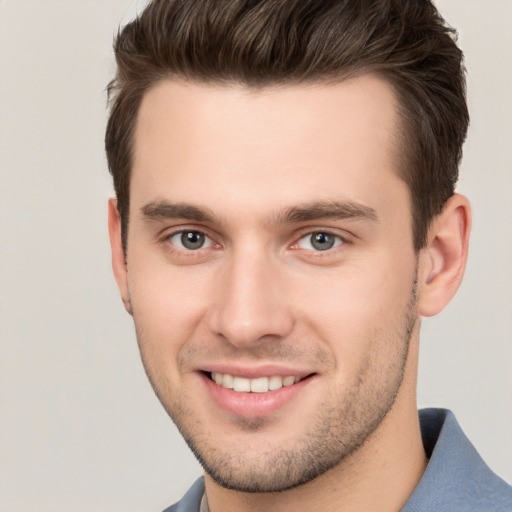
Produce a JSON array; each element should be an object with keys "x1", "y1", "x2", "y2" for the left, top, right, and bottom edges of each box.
[{"x1": 199, "y1": 364, "x2": 314, "y2": 379}]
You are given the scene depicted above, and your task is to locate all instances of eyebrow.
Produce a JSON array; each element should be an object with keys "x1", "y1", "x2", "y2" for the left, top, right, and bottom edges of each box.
[
  {"x1": 141, "y1": 201, "x2": 217, "y2": 224},
  {"x1": 140, "y1": 199, "x2": 379, "y2": 226},
  {"x1": 272, "y1": 201, "x2": 379, "y2": 225}
]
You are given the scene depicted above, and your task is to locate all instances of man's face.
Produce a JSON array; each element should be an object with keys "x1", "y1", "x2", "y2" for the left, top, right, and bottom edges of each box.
[{"x1": 121, "y1": 76, "x2": 420, "y2": 492}]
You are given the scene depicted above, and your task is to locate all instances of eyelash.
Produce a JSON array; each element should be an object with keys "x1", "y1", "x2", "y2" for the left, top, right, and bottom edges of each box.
[
  {"x1": 161, "y1": 227, "x2": 347, "y2": 256},
  {"x1": 161, "y1": 228, "x2": 218, "y2": 255},
  {"x1": 294, "y1": 231, "x2": 345, "y2": 252}
]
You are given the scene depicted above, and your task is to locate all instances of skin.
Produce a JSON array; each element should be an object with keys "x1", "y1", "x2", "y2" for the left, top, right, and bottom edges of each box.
[{"x1": 109, "y1": 75, "x2": 471, "y2": 512}]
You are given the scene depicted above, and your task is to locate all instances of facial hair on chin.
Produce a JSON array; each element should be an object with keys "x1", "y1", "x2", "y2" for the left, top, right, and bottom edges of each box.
[{"x1": 137, "y1": 276, "x2": 419, "y2": 494}]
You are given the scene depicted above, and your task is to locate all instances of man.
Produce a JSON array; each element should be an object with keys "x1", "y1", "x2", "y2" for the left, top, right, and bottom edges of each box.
[{"x1": 105, "y1": 1, "x2": 512, "y2": 511}]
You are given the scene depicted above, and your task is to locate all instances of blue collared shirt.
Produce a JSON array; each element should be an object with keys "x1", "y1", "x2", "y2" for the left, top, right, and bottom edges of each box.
[
  {"x1": 403, "y1": 408, "x2": 512, "y2": 511},
  {"x1": 165, "y1": 408, "x2": 512, "y2": 511}
]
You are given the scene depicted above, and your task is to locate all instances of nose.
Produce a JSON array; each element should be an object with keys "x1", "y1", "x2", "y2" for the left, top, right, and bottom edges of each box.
[{"x1": 207, "y1": 251, "x2": 294, "y2": 348}]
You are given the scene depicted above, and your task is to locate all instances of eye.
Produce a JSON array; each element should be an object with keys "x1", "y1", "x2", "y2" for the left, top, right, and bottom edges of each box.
[
  {"x1": 169, "y1": 230, "x2": 214, "y2": 250},
  {"x1": 296, "y1": 232, "x2": 344, "y2": 251}
]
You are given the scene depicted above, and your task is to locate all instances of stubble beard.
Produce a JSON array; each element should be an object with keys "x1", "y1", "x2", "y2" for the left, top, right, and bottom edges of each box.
[{"x1": 136, "y1": 280, "x2": 418, "y2": 494}]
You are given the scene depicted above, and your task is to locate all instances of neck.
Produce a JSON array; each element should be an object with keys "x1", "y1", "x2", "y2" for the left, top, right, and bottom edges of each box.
[{"x1": 204, "y1": 340, "x2": 427, "y2": 512}]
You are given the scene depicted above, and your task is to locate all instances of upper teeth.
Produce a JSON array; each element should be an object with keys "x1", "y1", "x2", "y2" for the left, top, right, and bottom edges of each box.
[{"x1": 211, "y1": 372, "x2": 302, "y2": 393}]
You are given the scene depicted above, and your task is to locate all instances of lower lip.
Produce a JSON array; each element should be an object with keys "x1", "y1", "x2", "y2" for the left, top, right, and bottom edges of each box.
[{"x1": 201, "y1": 373, "x2": 314, "y2": 419}]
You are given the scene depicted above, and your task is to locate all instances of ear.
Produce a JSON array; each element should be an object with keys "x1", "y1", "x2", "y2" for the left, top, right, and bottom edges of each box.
[
  {"x1": 417, "y1": 193, "x2": 471, "y2": 317},
  {"x1": 108, "y1": 198, "x2": 133, "y2": 315}
]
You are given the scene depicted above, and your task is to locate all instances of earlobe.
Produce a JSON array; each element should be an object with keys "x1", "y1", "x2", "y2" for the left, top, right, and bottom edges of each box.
[
  {"x1": 418, "y1": 193, "x2": 471, "y2": 317},
  {"x1": 107, "y1": 198, "x2": 133, "y2": 315}
]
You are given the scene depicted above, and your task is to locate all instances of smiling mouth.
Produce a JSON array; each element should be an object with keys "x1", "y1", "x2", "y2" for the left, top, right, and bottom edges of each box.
[{"x1": 209, "y1": 372, "x2": 311, "y2": 393}]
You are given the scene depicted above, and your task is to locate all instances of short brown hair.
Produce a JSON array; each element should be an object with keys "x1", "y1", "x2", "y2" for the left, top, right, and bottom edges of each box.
[{"x1": 106, "y1": 0, "x2": 468, "y2": 252}]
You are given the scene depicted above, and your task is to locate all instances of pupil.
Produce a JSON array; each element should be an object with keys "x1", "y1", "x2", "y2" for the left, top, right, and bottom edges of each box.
[
  {"x1": 311, "y1": 233, "x2": 335, "y2": 251},
  {"x1": 181, "y1": 231, "x2": 205, "y2": 250}
]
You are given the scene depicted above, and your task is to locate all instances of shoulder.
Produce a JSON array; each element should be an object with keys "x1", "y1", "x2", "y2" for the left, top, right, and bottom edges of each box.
[
  {"x1": 162, "y1": 477, "x2": 205, "y2": 512},
  {"x1": 403, "y1": 408, "x2": 512, "y2": 512}
]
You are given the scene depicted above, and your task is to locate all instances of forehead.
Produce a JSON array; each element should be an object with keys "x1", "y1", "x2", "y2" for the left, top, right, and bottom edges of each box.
[{"x1": 131, "y1": 76, "x2": 406, "y2": 223}]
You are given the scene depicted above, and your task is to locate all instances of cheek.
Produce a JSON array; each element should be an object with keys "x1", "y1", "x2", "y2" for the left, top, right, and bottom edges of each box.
[
  {"x1": 292, "y1": 257, "x2": 416, "y2": 368},
  {"x1": 127, "y1": 259, "x2": 214, "y2": 358}
]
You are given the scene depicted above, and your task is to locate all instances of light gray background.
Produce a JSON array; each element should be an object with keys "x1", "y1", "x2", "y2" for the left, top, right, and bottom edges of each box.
[{"x1": 0, "y1": 1, "x2": 510, "y2": 510}]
